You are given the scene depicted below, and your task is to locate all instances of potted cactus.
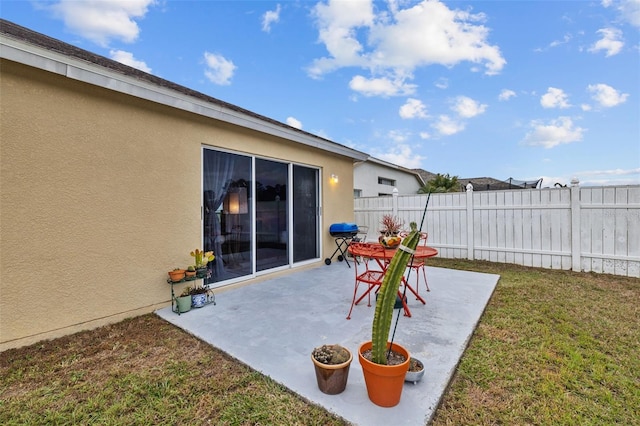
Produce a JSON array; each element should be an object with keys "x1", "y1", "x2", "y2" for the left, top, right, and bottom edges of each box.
[
  {"x1": 185, "y1": 265, "x2": 197, "y2": 278},
  {"x1": 310, "y1": 344, "x2": 353, "y2": 395},
  {"x1": 358, "y1": 222, "x2": 421, "y2": 407}
]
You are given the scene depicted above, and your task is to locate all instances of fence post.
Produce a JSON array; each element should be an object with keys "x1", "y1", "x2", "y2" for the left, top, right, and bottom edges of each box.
[
  {"x1": 392, "y1": 188, "x2": 399, "y2": 216},
  {"x1": 466, "y1": 183, "x2": 475, "y2": 260},
  {"x1": 570, "y1": 178, "x2": 581, "y2": 272}
]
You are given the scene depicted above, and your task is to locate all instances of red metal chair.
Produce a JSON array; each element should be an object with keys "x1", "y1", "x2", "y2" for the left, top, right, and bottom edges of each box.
[
  {"x1": 399, "y1": 231, "x2": 430, "y2": 295},
  {"x1": 346, "y1": 243, "x2": 388, "y2": 319}
]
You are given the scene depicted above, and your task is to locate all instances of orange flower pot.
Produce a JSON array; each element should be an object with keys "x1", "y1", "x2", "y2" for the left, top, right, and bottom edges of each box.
[
  {"x1": 168, "y1": 269, "x2": 185, "y2": 282},
  {"x1": 358, "y1": 341, "x2": 410, "y2": 407}
]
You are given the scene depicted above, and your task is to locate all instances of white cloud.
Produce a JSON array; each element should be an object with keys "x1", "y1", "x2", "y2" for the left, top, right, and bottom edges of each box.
[
  {"x1": 377, "y1": 143, "x2": 426, "y2": 169},
  {"x1": 581, "y1": 167, "x2": 640, "y2": 176},
  {"x1": 578, "y1": 167, "x2": 640, "y2": 185},
  {"x1": 587, "y1": 83, "x2": 629, "y2": 107},
  {"x1": 432, "y1": 115, "x2": 465, "y2": 136},
  {"x1": 434, "y1": 78, "x2": 448, "y2": 89},
  {"x1": 109, "y1": 49, "x2": 151, "y2": 73},
  {"x1": 308, "y1": 0, "x2": 505, "y2": 94},
  {"x1": 203, "y1": 52, "x2": 236, "y2": 85},
  {"x1": 499, "y1": 89, "x2": 516, "y2": 101},
  {"x1": 589, "y1": 28, "x2": 624, "y2": 56},
  {"x1": 349, "y1": 75, "x2": 416, "y2": 97},
  {"x1": 602, "y1": 0, "x2": 640, "y2": 28},
  {"x1": 399, "y1": 98, "x2": 428, "y2": 119},
  {"x1": 419, "y1": 131, "x2": 431, "y2": 139},
  {"x1": 540, "y1": 87, "x2": 571, "y2": 109},
  {"x1": 387, "y1": 130, "x2": 410, "y2": 143},
  {"x1": 543, "y1": 167, "x2": 640, "y2": 186},
  {"x1": 549, "y1": 34, "x2": 572, "y2": 48},
  {"x1": 49, "y1": 0, "x2": 156, "y2": 47},
  {"x1": 451, "y1": 96, "x2": 487, "y2": 118},
  {"x1": 286, "y1": 116, "x2": 302, "y2": 129},
  {"x1": 262, "y1": 4, "x2": 281, "y2": 33},
  {"x1": 521, "y1": 116, "x2": 585, "y2": 148}
]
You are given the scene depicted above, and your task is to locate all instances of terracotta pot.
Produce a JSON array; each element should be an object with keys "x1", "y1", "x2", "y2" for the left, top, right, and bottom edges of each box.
[
  {"x1": 358, "y1": 341, "x2": 410, "y2": 407},
  {"x1": 311, "y1": 346, "x2": 353, "y2": 395},
  {"x1": 168, "y1": 269, "x2": 185, "y2": 282},
  {"x1": 185, "y1": 270, "x2": 196, "y2": 278}
]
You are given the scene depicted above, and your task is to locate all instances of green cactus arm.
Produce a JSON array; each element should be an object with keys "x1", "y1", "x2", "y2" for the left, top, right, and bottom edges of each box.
[{"x1": 371, "y1": 222, "x2": 421, "y2": 364}]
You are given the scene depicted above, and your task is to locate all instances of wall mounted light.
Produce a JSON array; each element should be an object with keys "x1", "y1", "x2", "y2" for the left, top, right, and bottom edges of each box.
[{"x1": 331, "y1": 174, "x2": 339, "y2": 184}]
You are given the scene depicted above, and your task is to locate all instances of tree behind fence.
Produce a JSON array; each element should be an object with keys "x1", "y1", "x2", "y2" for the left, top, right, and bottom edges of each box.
[{"x1": 354, "y1": 182, "x2": 640, "y2": 278}]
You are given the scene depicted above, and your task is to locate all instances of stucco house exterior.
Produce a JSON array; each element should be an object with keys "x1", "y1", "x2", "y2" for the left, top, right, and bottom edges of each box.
[
  {"x1": 354, "y1": 157, "x2": 425, "y2": 197},
  {"x1": 0, "y1": 20, "x2": 368, "y2": 350}
]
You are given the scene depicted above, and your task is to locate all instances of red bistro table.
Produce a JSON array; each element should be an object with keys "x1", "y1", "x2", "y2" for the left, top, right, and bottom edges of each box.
[{"x1": 347, "y1": 243, "x2": 438, "y2": 317}]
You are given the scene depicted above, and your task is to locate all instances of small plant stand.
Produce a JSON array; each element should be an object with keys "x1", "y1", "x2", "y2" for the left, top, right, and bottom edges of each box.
[{"x1": 167, "y1": 275, "x2": 216, "y2": 315}]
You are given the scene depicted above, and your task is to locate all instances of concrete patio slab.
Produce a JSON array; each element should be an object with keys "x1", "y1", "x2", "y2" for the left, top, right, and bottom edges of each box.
[{"x1": 156, "y1": 261, "x2": 499, "y2": 425}]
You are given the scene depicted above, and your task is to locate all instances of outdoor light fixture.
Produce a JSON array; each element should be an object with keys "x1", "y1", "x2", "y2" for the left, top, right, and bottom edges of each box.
[{"x1": 331, "y1": 174, "x2": 339, "y2": 184}]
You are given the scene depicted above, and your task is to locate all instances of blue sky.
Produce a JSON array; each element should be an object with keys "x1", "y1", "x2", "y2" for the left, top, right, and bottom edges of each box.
[{"x1": 2, "y1": 0, "x2": 639, "y2": 187}]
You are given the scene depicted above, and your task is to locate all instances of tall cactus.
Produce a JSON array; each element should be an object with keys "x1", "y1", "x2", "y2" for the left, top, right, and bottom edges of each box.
[{"x1": 371, "y1": 222, "x2": 421, "y2": 364}]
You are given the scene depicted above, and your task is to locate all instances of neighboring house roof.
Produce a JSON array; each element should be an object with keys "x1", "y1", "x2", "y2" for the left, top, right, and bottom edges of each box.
[
  {"x1": 413, "y1": 169, "x2": 541, "y2": 191},
  {"x1": 0, "y1": 19, "x2": 368, "y2": 162},
  {"x1": 412, "y1": 169, "x2": 438, "y2": 185},
  {"x1": 461, "y1": 177, "x2": 542, "y2": 191}
]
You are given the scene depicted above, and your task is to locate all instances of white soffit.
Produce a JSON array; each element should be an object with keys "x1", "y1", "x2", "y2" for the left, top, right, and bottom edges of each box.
[{"x1": 1, "y1": 34, "x2": 368, "y2": 161}]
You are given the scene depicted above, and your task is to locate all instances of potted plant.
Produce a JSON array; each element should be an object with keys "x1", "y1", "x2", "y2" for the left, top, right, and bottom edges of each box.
[
  {"x1": 168, "y1": 268, "x2": 185, "y2": 282},
  {"x1": 175, "y1": 287, "x2": 192, "y2": 313},
  {"x1": 359, "y1": 222, "x2": 421, "y2": 407},
  {"x1": 405, "y1": 357, "x2": 425, "y2": 384},
  {"x1": 311, "y1": 344, "x2": 353, "y2": 395},
  {"x1": 185, "y1": 265, "x2": 197, "y2": 279},
  {"x1": 189, "y1": 284, "x2": 209, "y2": 308},
  {"x1": 190, "y1": 249, "x2": 214, "y2": 277},
  {"x1": 378, "y1": 214, "x2": 404, "y2": 248}
]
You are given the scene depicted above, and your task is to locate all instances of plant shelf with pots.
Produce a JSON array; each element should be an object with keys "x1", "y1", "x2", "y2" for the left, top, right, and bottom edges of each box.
[{"x1": 166, "y1": 275, "x2": 216, "y2": 315}]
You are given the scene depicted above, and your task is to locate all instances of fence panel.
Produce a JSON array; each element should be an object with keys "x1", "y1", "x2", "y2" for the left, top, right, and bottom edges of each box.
[{"x1": 353, "y1": 183, "x2": 640, "y2": 277}]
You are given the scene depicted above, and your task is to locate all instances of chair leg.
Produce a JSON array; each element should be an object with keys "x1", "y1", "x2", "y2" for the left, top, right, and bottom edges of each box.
[
  {"x1": 347, "y1": 282, "x2": 376, "y2": 319},
  {"x1": 346, "y1": 282, "x2": 360, "y2": 320},
  {"x1": 414, "y1": 265, "x2": 430, "y2": 296},
  {"x1": 421, "y1": 266, "x2": 430, "y2": 292}
]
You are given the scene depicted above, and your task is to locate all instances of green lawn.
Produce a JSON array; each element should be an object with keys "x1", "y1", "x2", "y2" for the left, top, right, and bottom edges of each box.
[{"x1": 1, "y1": 259, "x2": 638, "y2": 425}]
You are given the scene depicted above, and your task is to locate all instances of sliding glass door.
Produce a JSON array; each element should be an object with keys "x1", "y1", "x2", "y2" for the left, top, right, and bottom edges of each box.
[
  {"x1": 255, "y1": 159, "x2": 288, "y2": 272},
  {"x1": 203, "y1": 149, "x2": 252, "y2": 284},
  {"x1": 292, "y1": 165, "x2": 319, "y2": 263},
  {"x1": 203, "y1": 147, "x2": 320, "y2": 286}
]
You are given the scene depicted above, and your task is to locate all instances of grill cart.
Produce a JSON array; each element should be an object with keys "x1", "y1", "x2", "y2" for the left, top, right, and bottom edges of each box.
[{"x1": 325, "y1": 223, "x2": 359, "y2": 267}]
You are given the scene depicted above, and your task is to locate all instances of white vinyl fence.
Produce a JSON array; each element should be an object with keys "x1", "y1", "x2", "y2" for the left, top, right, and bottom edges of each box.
[{"x1": 353, "y1": 181, "x2": 640, "y2": 278}]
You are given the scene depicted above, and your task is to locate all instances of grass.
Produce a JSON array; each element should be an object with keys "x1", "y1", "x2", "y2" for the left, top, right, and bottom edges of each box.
[
  {"x1": 429, "y1": 259, "x2": 640, "y2": 426},
  {"x1": 1, "y1": 259, "x2": 638, "y2": 425}
]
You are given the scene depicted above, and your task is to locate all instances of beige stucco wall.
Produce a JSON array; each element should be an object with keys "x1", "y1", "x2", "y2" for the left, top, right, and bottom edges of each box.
[{"x1": 0, "y1": 59, "x2": 354, "y2": 350}]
